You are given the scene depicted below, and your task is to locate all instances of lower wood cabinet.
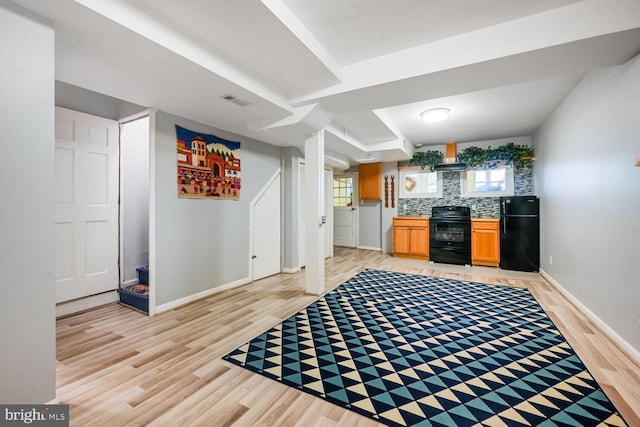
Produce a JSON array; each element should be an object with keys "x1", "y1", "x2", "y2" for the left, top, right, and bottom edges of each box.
[
  {"x1": 393, "y1": 217, "x2": 429, "y2": 259},
  {"x1": 471, "y1": 218, "x2": 500, "y2": 267},
  {"x1": 392, "y1": 217, "x2": 499, "y2": 265}
]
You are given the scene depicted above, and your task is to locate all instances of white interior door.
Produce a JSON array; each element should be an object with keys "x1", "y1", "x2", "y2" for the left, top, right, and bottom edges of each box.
[
  {"x1": 252, "y1": 173, "x2": 281, "y2": 280},
  {"x1": 298, "y1": 161, "x2": 305, "y2": 267},
  {"x1": 324, "y1": 169, "x2": 333, "y2": 258},
  {"x1": 299, "y1": 162, "x2": 332, "y2": 267},
  {"x1": 55, "y1": 107, "x2": 119, "y2": 303},
  {"x1": 333, "y1": 173, "x2": 358, "y2": 248}
]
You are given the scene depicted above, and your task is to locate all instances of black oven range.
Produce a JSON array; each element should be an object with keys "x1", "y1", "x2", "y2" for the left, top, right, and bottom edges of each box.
[{"x1": 429, "y1": 206, "x2": 471, "y2": 265}]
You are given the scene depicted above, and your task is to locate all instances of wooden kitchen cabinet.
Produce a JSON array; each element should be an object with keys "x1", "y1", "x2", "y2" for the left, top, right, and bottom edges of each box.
[
  {"x1": 393, "y1": 217, "x2": 429, "y2": 259},
  {"x1": 359, "y1": 162, "x2": 381, "y2": 200},
  {"x1": 471, "y1": 218, "x2": 500, "y2": 267}
]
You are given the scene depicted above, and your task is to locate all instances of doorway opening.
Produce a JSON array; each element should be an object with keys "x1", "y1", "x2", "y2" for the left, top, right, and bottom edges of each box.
[{"x1": 118, "y1": 115, "x2": 150, "y2": 313}]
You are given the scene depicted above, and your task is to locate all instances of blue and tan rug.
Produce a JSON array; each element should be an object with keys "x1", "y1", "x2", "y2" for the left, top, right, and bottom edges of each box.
[{"x1": 223, "y1": 269, "x2": 626, "y2": 426}]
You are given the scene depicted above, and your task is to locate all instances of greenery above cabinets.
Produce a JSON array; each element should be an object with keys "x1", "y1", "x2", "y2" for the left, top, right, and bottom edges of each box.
[
  {"x1": 409, "y1": 150, "x2": 444, "y2": 171},
  {"x1": 457, "y1": 143, "x2": 534, "y2": 169},
  {"x1": 410, "y1": 143, "x2": 533, "y2": 172}
]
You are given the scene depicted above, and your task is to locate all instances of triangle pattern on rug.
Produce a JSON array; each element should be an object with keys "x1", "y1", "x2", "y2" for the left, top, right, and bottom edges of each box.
[{"x1": 223, "y1": 269, "x2": 627, "y2": 427}]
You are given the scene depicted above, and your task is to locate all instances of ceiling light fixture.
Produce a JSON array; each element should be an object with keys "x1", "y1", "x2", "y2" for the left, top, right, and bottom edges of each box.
[{"x1": 420, "y1": 107, "x2": 450, "y2": 123}]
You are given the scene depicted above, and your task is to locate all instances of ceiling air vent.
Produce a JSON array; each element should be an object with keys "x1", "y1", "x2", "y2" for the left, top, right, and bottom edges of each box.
[{"x1": 221, "y1": 94, "x2": 251, "y2": 107}]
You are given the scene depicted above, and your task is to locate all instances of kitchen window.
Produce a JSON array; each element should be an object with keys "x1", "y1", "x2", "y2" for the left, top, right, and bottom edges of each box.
[
  {"x1": 460, "y1": 167, "x2": 514, "y2": 198},
  {"x1": 399, "y1": 168, "x2": 443, "y2": 198}
]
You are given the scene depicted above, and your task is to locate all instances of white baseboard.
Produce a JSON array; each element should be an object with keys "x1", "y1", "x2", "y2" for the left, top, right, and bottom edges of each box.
[
  {"x1": 56, "y1": 291, "x2": 118, "y2": 318},
  {"x1": 155, "y1": 277, "x2": 250, "y2": 314},
  {"x1": 539, "y1": 269, "x2": 640, "y2": 367},
  {"x1": 282, "y1": 267, "x2": 301, "y2": 274},
  {"x1": 46, "y1": 399, "x2": 60, "y2": 405},
  {"x1": 357, "y1": 246, "x2": 382, "y2": 252},
  {"x1": 121, "y1": 278, "x2": 139, "y2": 287}
]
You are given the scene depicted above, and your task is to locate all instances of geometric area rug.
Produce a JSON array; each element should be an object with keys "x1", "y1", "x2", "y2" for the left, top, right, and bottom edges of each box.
[{"x1": 223, "y1": 269, "x2": 627, "y2": 426}]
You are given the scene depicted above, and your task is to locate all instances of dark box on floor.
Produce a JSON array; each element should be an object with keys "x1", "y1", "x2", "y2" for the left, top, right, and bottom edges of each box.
[
  {"x1": 118, "y1": 283, "x2": 149, "y2": 313},
  {"x1": 137, "y1": 266, "x2": 149, "y2": 284}
]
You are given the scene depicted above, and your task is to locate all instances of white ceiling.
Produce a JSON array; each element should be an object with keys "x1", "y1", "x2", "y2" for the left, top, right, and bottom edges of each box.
[{"x1": 12, "y1": 0, "x2": 640, "y2": 166}]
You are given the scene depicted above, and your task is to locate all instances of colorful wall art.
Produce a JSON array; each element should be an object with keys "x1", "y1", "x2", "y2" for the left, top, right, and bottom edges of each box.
[{"x1": 176, "y1": 125, "x2": 241, "y2": 200}]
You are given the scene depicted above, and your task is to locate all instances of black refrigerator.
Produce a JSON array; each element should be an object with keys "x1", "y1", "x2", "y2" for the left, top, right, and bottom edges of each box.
[{"x1": 500, "y1": 196, "x2": 539, "y2": 272}]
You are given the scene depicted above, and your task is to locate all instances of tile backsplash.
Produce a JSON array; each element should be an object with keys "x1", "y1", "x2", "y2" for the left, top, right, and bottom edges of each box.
[{"x1": 398, "y1": 166, "x2": 534, "y2": 217}]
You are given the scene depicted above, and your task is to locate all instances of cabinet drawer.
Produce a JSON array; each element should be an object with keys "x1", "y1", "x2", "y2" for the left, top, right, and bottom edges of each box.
[
  {"x1": 472, "y1": 221, "x2": 499, "y2": 231},
  {"x1": 393, "y1": 218, "x2": 429, "y2": 228}
]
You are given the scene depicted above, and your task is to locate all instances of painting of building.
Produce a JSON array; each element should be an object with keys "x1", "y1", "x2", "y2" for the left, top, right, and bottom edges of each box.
[{"x1": 176, "y1": 125, "x2": 241, "y2": 200}]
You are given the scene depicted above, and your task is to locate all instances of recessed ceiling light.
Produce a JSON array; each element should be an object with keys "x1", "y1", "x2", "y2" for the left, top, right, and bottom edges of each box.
[{"x1": 420, "y1": 107, "x2": 450, "y2": 123}]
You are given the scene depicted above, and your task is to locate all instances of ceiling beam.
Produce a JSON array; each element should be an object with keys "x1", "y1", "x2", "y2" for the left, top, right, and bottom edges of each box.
[
  {"x1": 73, "y1": 0, "x2": 295, "y2": 115},
  {"x1": 260, "y1": 0, "x2": 342, "y2": 83},
  {"x1": 291, "y1": 0, "x2": 640, "y2": 106}
]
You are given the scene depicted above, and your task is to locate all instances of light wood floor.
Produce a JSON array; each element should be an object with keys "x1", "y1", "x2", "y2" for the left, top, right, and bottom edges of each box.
[{"x1": 56, "y1": 248, "x2": 640, "y2": 426}]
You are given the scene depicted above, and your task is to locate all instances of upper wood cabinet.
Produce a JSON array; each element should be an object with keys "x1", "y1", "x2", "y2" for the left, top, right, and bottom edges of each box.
[
  {"x1": 471, "y1": 218, "x2": 500, "y2": 267},
  {"x1": 359, "y1": 162, "x2": 381, "y2": 200}
]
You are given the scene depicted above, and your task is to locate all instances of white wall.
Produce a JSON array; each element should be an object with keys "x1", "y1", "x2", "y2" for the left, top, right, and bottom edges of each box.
[
  {"x1": 56, "y1": 80, "x2": 146, "y2": 121},
  {"x1": 358, "y1": 200, "x2": 381, "y2": 250},
  {"x1": 380, "y1": 162, "x2": 399, "y2": 253},
  {"x1": 0, "y1": 1, "x2": 56, "y2": 403},
  {"x1": 154, "y1": 112, "x2": 281, "y2": 306},
  {"x1": 281, "y1": 147, "x2": 303, "y2": 270},
  {"x1": 534, "y1": 54, "x2": 640, "y2": 353},
  {"x1": 121, "y1": 116, "x2": 150, "y2": 284}
]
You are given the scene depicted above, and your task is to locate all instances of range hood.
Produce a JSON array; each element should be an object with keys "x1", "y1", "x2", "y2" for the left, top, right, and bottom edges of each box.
[
  {"x1": 433, "y1": 142, "x2": 466, "y2": 172},
  {"x1": 434, "y1": 163, "x2": 467, "y2": 171}
]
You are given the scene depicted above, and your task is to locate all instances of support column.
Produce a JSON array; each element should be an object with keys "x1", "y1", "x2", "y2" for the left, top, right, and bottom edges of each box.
[{"x1": 304, "y1": 130, "x2": 325, "y2": 295}]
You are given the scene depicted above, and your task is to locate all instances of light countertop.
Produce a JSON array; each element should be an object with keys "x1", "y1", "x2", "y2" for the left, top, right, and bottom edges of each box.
[{"x1": 394, "y1": 216, "x2": 500, "y2": 221}]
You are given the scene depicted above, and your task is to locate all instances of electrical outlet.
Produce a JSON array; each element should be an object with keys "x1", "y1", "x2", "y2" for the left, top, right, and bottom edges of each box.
[
  {"x1": 471, "y1": 204, "x2": 477, "y2": 211},
  {"x1": 549, "y1": 256, "x2": 553, "y2": 265}
]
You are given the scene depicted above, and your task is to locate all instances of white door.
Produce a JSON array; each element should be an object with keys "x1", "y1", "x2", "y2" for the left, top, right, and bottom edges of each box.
[
  {"x1": 55, "y1": 107, "x2": 119, "y2": 303},
  {"x1": 252, "y1": 173, "x2": 281, "y2": 280},
  {"x1": 298, "y1": 162, "x2": 332, "y2": 267},
  {"x1": 333, "y1": 173, "x2": 358, "y2": 248},
  {"x1": 299, "y1": 161, "x2": 305, "y2": 267},
  {"x1": 324, "y1": 169, "x2": 333, "y2": 258}
]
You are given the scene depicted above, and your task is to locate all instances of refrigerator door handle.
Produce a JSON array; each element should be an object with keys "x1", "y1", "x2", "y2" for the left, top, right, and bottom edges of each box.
[{"x1": 503, "y1": 217, "x2": 507, "y2": 234}]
